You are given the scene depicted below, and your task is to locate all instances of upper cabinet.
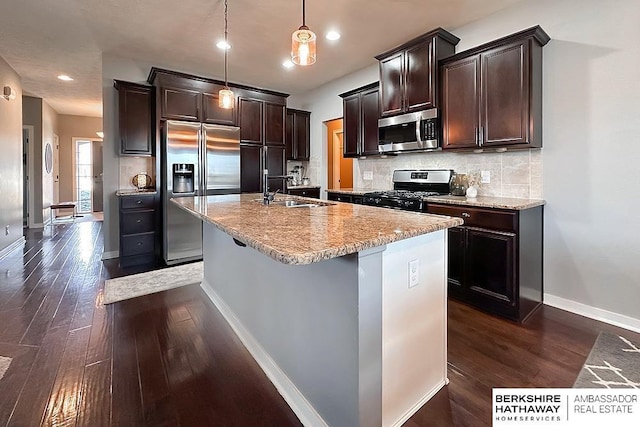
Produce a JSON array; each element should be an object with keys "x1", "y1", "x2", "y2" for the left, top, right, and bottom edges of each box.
[
  {"x1": 339, "y1": 83, "x2": 380, "y2": 158},
  {"x1": 148, "y1": 68, "x2": 239, "y2": 126},
  {"x1": 238, "y1": 98, "x2": 286, "y2": 146},
  {"x1": 285, "y1": 109, "x2": 311, "y2": 161},
  {"x1": 114, "y1": 80, "x2": 154, "y2": 156},
  {"x1": 441, "y1": 26, "x2": 550, "y2": 151},
  {"x1": 375, "y1": 28, "x2": 459, "y2": 117}
]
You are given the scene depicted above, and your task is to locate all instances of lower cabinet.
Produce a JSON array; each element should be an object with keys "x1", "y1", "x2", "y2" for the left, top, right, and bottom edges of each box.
[
  {"x1": 287, "y1": 187, "x2": 320, "y2": 199},
  {"x1": 240, "y1": 144, "x2": 286, "y2": 193},
  {"x1": 327, "y1": 192, "x2": 364, "y2": 204},
  {"x1": 426, "y1": 203, "x2": 542, "y2": 322},
  {"x1": 119, "y1": 193, "x2": 158, "y2": 267}
]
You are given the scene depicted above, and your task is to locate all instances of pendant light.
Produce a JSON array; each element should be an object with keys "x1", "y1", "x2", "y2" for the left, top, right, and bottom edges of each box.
[
  {"x1": 291, "y1": 0, "x2": 316, "y2": 66},
  {"x1": 218, "y1": 0, "x2": 234, "y2": 109}
]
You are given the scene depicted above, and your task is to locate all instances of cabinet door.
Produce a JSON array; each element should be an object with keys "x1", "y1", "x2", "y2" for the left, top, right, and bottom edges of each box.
[
  {"x1": 343, "y1": 94, "x2": 360, "y2": 157},
  {"x1": 405, "y1": 39, "x2": 434, "y2": 111},
  {"x1": 447, "y1": 227, "x2": 466, "y2": 299},
  {"x1": 240, "y1": 144, "x2": 262, "y2": 193},
  {"x1": 285, "y1": 110, "x2": 295, "y2": 160},
  {"x1": 239, "y1": 98, "x2": 263, "y2": 144},
  {"x1": 202, "y1": 92, "x2": 236, "y2": 125},
  {"x1": 160, "y1": 86, "x2": 200, "y2": 121},
  {"x1": 294, "y1": 111, "x2": 310, "y2": 160},
  {"x1": 465, "y1": 227, "x2": 517, "y2": 309},
  {"x1": 360, "y1": 87, "x2": 380, "y2": 156},
  {"x1": 379, "y1": 52, "x2": 404, "y2": 117},
  {"x1": 119, "y1": 85, "x2": 153, "y2": 155},
  {"x1": 265, "y1": 103, "x2": 285, "y2": 146},
  {"x1": 442, "y1": 56, "x2": 481, "y2": 149},
  {"x1": 266, "y1": 146, "x2": 286, "y2": 192},
  {"x1": 481, "y1": 41, "x2": 530, "y2": 146}
]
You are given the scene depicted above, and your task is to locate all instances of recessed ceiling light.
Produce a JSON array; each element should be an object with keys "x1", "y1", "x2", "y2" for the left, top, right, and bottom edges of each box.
[
  {"x1": 216, "y1": 40, "x2": 231, "y2": 50},
  {"x1": 326, "y1": 31, "x2": 341, "y2": 41},
  {"x1": 282, "y1": 60, "x2": 295, "y2": 69},
  {"x1": 57, "y1": 74, "x2": 74, "y2": 81}
]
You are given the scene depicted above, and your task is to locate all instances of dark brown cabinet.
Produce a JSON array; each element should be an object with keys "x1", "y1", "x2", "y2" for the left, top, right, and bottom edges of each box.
[
  {"x1": 441, "y1": 26, "x2": 549, "y2": 151},
  {"x1": 149, "y1": 69, "x2": 238, "y2": 126},
  {"x1": 114, "y1": 80, "x2": 154, "y2": 156},
  {"x1": 286, "y1": 109, "x2": 310, "y2": 161},
  {"x1": 375, "y1": 28, "x2": 459, "y2": 117},
  {"x1": 202, "y1": 91, "x2": 236, "y2": 125},
  {"x1": 239, "y1": 98, "x2": 263, "y2": 144},
  {"x1": 288, "y1": 187, "x2": 320, "y2": 199},
  {"x1": 266, "y1": 146, "x2": 286, "y2": 192},
  {"x1": 238, "y1": 98, "x2": 286, "y2": 146},
  {"x1": 119, "y1": 193, "x2": 158, "y2": 267},
  {"x1": 327, "y1": 192, "x2": 364, "y2": 204},
  {"x1": 426, "y1": 203, "x2": 543, "y2": 322},
  {"x1": 339, "y1": 83, "x2": 380, "y2": 158},
  {"x1": 240, "y1": 144, "x2": 262, "y2": 193}
]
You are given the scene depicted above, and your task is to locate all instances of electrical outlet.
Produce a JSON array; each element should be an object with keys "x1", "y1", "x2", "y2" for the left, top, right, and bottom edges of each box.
[
  {"x1": 363, "y1": 171, "x2": 373, "y2": 181},
  {"x1": 5, "y1": 225, "x2": 9, "y2": 236},
  {"x1": 481, "y1": 170, "x2": 491, "y2": 184},
  {"x1": 408, "y1": 259, "x2": 419, "y2": 288}
]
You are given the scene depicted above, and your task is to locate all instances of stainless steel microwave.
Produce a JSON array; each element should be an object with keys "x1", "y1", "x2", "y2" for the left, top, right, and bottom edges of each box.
[{"x1": 378, "y1": 109, "x2": 439, "y2": 154}]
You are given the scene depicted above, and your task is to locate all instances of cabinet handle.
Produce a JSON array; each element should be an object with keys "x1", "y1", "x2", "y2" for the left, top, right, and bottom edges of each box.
[
  {"x1": 462, "y1": 212, "x2": 471, "y2": 218},
  {"x1": 136, "y1": 219, "x2": 142, "y2": 223},
  {"x1": 478, "y1": 126, "x2": 484, "y2": 146},
  {"x1": 136, "y1": 200, "x2": 142, "y2": 204},
  {"x1": 137, "y1": 242, "x2": 143, "y2": 246}
]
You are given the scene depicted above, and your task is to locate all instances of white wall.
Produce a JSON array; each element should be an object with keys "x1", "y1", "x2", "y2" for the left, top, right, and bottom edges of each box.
[
  {"x1": 291, "y1": 0, "x2": 640, "y2": 325},
  {"x1": 0, "y1": 56, "x2": 23, "y2": 252}
]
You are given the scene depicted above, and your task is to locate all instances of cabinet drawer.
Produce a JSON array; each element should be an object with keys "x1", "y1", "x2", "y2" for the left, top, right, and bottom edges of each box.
[
  {"x1": 121, "y1": 196, "x2": 155, "y2": 210},
  {"x1": 327, "y1": 193, "x2": 353, "y2": 203},
  {"x1": 121, "y1": 232, "x2": 155, "y2": 257},
  {"x1": 288, "y1": 188, "x2": 320, "y2": 199},
  {"x1": 427, "y1": 204, "x2": 516, "y2": 232},
  {"x1": 121, "y1": 210, "x2": 155, "y2": 234}
]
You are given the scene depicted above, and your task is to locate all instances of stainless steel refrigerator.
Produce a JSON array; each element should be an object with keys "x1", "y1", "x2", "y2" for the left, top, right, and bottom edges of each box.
[{"x1": 163, "y1": 120, "x2": 240, "y2": 265}]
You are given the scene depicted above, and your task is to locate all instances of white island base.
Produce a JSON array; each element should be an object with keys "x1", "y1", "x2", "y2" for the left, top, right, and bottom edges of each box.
[{"x1": 200, "y1": 224, "x2": 448, "y2": 427}]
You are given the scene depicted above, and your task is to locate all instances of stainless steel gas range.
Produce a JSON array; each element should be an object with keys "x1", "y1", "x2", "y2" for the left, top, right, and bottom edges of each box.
[{"x1": 362, "y1": 169, "x2": 453, "y2": 212}]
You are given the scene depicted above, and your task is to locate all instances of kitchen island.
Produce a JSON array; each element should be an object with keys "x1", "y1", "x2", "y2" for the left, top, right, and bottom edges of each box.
[{"x1": 172, "y1": 194, "x2": 462, "y2": 427}]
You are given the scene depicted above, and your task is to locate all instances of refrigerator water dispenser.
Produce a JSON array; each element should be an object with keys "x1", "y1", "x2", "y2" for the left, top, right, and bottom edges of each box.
[{"x1": 173, "y1": 163, "x2": 194, "y2": 193}]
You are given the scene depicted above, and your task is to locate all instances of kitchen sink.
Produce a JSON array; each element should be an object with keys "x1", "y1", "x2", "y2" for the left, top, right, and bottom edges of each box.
[{"x1": 253, "y1": 198, "x2": 336, "y2": 208}]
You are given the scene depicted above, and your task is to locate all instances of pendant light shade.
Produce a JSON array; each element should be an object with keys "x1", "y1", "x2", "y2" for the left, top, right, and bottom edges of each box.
[
  {"x1": 219, "y1": 0, "x2": 234, "y2": 109},
  {"x1": 291, "y1": 0, "x2": 316, "y2": 66}
]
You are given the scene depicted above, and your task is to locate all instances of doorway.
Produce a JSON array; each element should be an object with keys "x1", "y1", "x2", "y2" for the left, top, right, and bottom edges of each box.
[
  {"x1": 74, "y1": 139, "x2": 104, "y2": 214},
  {"x1": 22, "y1": 126, "x2": 35, "y2": 228},
  {"x1": 326, "y1": 118, "x2": 353, "y2": 189}
]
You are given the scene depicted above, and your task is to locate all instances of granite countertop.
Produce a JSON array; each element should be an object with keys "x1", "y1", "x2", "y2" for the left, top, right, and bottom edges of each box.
[
  {"x1": 325, "y1": 188, "x2": 384, "y2": 195},
  {"x1": 171, "y1": 194, "x2": 462, "y2": 265},
  {"x1": 424, "y1": 195, "x2": 545, "y2": 210},
  {"x1": 288, "y1": 185, "x2": 321, "y2": 190},
  {"x1": 325, "y1": 188, "x2": 544, "y2": 210},
  {"x1": 116, "y1": 189, "x2": 158, "y2": 196}
]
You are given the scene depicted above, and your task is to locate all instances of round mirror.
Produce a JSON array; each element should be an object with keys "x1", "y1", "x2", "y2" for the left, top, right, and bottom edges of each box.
[{"x1": 45, "y1": 142, "x2": 53, "y2": 174}]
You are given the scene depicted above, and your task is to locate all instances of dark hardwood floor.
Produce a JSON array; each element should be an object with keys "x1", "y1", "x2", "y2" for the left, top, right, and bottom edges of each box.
[{"x1": 0, "y1": 221, "x2": 638, "y2": 426}]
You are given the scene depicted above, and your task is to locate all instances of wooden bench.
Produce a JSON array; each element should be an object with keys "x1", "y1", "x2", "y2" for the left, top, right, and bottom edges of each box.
[{"x1": 50, "y1": 202, "x2": 77, "y2": 224}]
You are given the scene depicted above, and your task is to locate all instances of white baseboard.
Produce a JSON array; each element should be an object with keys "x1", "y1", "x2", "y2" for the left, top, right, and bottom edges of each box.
[
  {"x1": 391, "y1": 379, "x2": 447, "y2": 427},
  {"x1": 101, "y1": 250, "x2": 119, "y2": 260},
  {"x1": 0, "y1": 237, "x2": 25, "y2": 260},
  {"x1": 200, "y1": 279, "x2": 328, "y2": 427},
  {"x1": 544, "y1": 293, "x2": 640, "y2": 334}
]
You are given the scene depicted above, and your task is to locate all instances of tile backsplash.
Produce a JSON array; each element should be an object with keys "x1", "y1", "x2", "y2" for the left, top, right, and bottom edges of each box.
[
  {"x1": 119, "y1": 157, "x2": 156, "y2": 190},
  {"x1": 353, "y1": 149, "x2": 542, "y2": 199}
]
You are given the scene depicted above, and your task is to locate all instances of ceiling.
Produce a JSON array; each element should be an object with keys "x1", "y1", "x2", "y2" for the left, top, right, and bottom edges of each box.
[{"x1": 0, "y1": 0, "x2": 524, "y2": 117}]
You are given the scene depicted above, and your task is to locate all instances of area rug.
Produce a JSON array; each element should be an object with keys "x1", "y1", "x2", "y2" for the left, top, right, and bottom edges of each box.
[
  {"x1": 573, "y1": 332, "x2": 640, "y2": 388},
  {"x1": 0, "y1": 356, "x2": 12, "y2": 381},
  {"x1": 103, "y1": 261, "x2": 203, "y2": 304}
]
